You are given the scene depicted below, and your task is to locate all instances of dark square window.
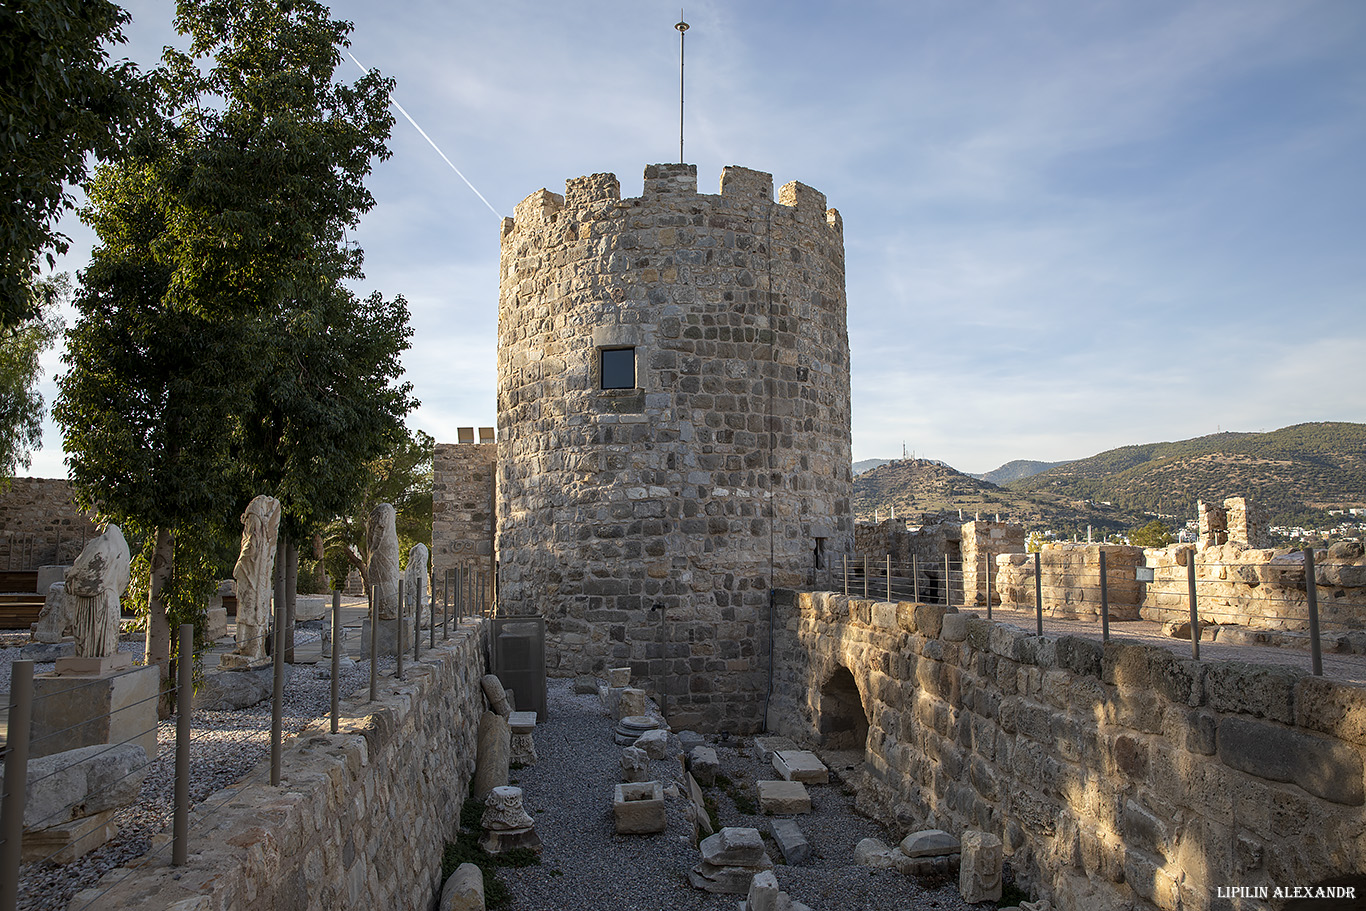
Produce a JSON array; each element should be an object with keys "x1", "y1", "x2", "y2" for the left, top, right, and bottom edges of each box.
[{"x1": 601, "y1": 347, "x2": 635, "y2": 390}]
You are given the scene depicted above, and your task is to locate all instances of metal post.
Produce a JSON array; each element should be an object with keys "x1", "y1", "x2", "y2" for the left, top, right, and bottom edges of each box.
[
  {"x1": 430, "y1": 581, "x2": 437, "y2": 650},
  {"x1": 1, "y1": 660, "x2": 34, "y2": 911},
  {"x1": 396, "y1": 578, "x2": 405, "y2": 680},
  {"x1": 270, "y1": 560, "x2": 286, "y2": 787},
  {"x1": 1034, "y1": 551, "x2": 1044, "y2": 636},
  {"x1": 842, "y1": 554, "x2": 848, "y2": 596},
  {"x1": 368, "y1": 584, "x2": 378, "y2": 702},
  {"x1": 944, "y1": 554, "x2": 952, "y2": 608},
  {"x1": 412, "y1": 577, "x2": 421, "y2": 663},
  {"x1": 862, "y1": 555, "x2": 868, "y2": 599},
  {"x1": 174, "y1": 624, "x2": 192, "y2": 865},
  {"x1": 886, "y1": 554, "x2": 892, "y2": 602},
  {"x1": 913, "y1": 555, "x2": 919, "y2": 603},
  {"x1": 330, "y1": 591, "x2": 341, "y2": 734},
  {"x1": 1305, "y1": 547, "x2": 1322, "y2": 676},
  {"x1": 1187, "y1": 554, "x2": 1200, "y2": 661},
  {"x1": 1099, "y1": 551, "x2": 1110, "y2": 643}
]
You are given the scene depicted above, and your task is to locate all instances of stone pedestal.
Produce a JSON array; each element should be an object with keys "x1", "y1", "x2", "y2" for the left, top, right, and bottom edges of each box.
[
  {"x1": 30, "y1": 663, "x2": 158, "y2": 761},
  {"x1": 205, "y1": 605, "x2": 228, "y2": 640},
  {"x1": 360, "y1": 616, "x2": 414, "y2": 658},
  {"x1": 509, "y1": 710, "x2": 537, "y2": 765},
  {"x1": 614, "y1": 781, "x2": 666, "y2": 834}
]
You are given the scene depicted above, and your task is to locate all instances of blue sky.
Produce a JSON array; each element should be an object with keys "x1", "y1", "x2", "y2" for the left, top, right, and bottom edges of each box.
[{"x1": 29, "y1": 0, "x2": 1366, "y2": 478}]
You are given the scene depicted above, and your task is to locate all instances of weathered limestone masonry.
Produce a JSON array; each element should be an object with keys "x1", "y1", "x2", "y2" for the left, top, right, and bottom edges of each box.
[
  {"x1": 996, "y1": 544, "x2": 1146, "y2": 621},
  {"x1": 494, "y1": 163, "x2": 853, "y2": 732},
  {"x1": 0, "y1": 477, "x2": 100, "y2": 568},
  {"x1": 74, "y1": 621, "x2": 489, "y2": 911},
  {"x1": 768, "y1": 590, "x2": 1366, "y2": 911},
  {"x1": 853, "y1": 518, "x2": 961, "y2": 605},
  {"x1": 1139, "y1": 544, "x2": 1366, "y2": 632},
  {"x1": 432, "y1": 432, "x2": 497, "y2": 608},
  {"x1": 960, "y1": 520, "x2": 1026, "y2": 607},
  {"x1": 996, "y1": 543, "x2": 1366, "y2": 632}
]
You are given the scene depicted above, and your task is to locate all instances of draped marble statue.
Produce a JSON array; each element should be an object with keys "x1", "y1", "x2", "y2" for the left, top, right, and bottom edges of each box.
[
  {"x1": 67, "y1": 525, "x2": 131, "y2": 659},
  {"x1": 232, "y1": 495, "x2": 282, "y2": 662}
]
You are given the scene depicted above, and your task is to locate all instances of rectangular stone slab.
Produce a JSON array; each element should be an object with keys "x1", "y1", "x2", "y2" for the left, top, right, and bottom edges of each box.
[
  {"x1": 770, "y1": 818, "x2": 812, "y2": 865},
  {"x1": 773, "y1": 750, "x2": 829, "y2": 785},
  {"x1": 757, "y1": 780, "x2": 811, "y2": 815},
  {"x1": 507, "y1": 711, "x2": 537, "y2": 734},
  {"x1": 751, "y1": 736, "x2": 797, "y2": 763}
]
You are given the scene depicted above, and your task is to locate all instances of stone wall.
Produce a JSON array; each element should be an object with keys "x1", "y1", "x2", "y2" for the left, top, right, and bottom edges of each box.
[
  {"x1": 74, "y1": 621, "x2": 489, "y2": 910},
  {"x1": 432, "y1": 435, "x2": 497, "y2": 610},
  {"x1": 853, "y1": 519, "x2": 961, "y2": 605},
  {"x1": 768, "y1": 590, "x2": 1366, "y2": 911},
  {"x1": 1139, "y1": 544, "x2": 1366, "y2": 632},
  {"x1": 995, "y1": 543, "x2": 1366, "y2": 632},
  {"x1": 995, "y1": 544, "x2": 1146, "y2": 621},
  {"x1": 493, "y1": 163, "x2": 853, "y2": 732},
  {"x1": 960, "y1": 520, "x2": 1026, "y2": 607},
  {"x1": 0, "y1": 478, "x2": 101, "y2": 573}
]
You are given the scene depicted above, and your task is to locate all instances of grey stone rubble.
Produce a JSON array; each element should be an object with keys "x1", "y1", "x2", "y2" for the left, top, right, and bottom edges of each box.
[{"x1": 494, "y1": 678, "x2": 985, "y2": 911}]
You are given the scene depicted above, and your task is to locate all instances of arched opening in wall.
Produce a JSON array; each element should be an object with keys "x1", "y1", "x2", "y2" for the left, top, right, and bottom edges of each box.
[{"x1": 818, "y1": 666, "x2": 869, "y2": 750}]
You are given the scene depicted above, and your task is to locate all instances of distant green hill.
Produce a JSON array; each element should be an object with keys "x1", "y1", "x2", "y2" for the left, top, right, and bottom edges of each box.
[
  {"x1": 853, "y1": 458, "x2": 1144, "y2": 536},
  {"x1": 853, "y1": 423, "x2": 1366, "y2": 535},
  {"x1": 1007, "y1": 422, "x2": 1366, "y2": 528},
  {"x1": 970, "y1": 459, "x2": 1070, "y2": 485}
]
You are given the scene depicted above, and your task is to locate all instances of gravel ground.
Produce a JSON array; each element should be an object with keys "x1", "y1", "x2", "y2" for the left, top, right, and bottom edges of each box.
[
  {"x1": 8, "y1": 632, "x2": 380, "y2": 911},
  {"x1": 497, "y1": 678, "x2": 992, "y2": 911}
]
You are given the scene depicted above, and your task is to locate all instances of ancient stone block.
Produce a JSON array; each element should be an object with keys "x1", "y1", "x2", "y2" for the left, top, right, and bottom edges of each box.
[
  {"x1": 689, "y1": 746, "x2": 719, "y2": 786},
  {"x1": 941, "y1": 613, "x2": 967, "y2": 642},
  {"x1": 757, "y1": 780, "x2": 811, "y2": 815},
  {"x1": 854, "y1": 837, "x2": 898, "y2": 869},
  {"x1": 772, "y1": 750, "x2": 828, "y2": 784},
  {"x1": 614, "y1": 781, "x2": 666, "y2": 834},
  {"x1": 899, "y1": 828, "x2": 960, "y2": 857},
  {"x1": 1204, "y1": 662, "x2": 1297, "y2": 724},
  {"x1": 770, "y1": 818, "x2": 812, "y2": 865},
  {"x1": 1217, "y1": 716, "x2": 1364, "y2": 805},
  {"x1": 30, "y1": 663, "x2": 158, "y2": 761},
  {"x1": 959, "y1": 830, "x2": 1003, "y2": 903}
]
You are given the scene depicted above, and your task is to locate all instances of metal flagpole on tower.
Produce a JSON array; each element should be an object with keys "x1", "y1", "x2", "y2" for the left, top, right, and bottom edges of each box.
[{"x1": 676, "y1": 12, "x2": 689, "y2": 164}]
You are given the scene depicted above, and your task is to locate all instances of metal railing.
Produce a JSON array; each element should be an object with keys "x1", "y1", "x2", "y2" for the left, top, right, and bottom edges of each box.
[{"x1": 1, "y1": 571, "x2": 480, "y2": 911}]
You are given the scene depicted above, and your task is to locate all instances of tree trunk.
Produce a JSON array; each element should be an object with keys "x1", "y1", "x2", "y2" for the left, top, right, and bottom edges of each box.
[
  {"x1": 147, "y1": 525, "x2": 175, "y2": 718},
  {"x1": 311, "y1": 532, "x2": 326, "y2": 592},
  {"x1": 285, "y1": 536, "x2": 298, "y2": 662}
]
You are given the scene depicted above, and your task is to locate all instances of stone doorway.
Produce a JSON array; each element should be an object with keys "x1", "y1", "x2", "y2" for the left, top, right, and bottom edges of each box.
[{"x1": 818, "y1": 666, "x2": 869, "y2": 750}]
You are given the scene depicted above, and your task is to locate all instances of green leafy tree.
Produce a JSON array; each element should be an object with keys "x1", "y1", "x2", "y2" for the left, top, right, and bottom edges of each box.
[
  {"x1": 57, "y1": 0, "x2": 402, "y2": 676},
  {"x1": 1128, "y1": 519, "x2": 1173, "y2": 548},
  {"x1": 1, "y1": 0, "x2": 147, "y2": 328},
  {"x1": 56, "y1": 156, "x2": 251, "y2": 678},
  {"x1": 0, "y1": 274, "x2": 63, "y2": 479},
  {"x1": 323, "y1": 427, "x2": 433, "y2": 590}
]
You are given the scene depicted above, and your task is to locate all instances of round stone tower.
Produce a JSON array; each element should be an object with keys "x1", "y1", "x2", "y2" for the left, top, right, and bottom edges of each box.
[{"x1": 496, "y1": 163, "x2": 852, "y2": 732}]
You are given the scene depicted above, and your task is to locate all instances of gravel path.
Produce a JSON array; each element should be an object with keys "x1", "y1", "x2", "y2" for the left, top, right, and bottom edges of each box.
[
  {"x1": 8, "y1": 635, "x2": 379, "y2": 911},
  {"x1": 496, "y1": 679, "x2": 987, "y2": 911}
]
